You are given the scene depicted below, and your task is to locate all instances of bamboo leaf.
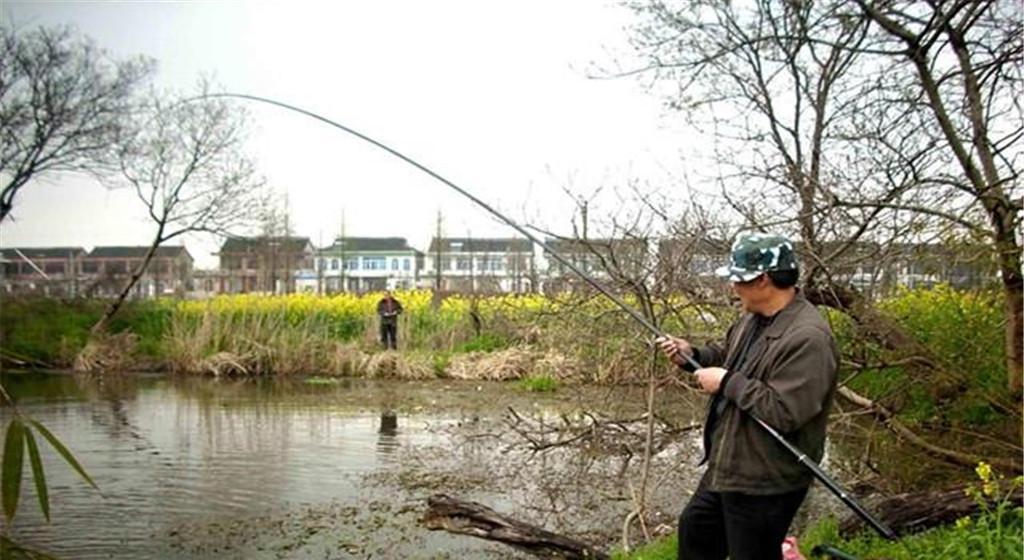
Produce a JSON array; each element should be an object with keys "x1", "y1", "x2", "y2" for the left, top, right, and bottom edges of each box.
[
  {"x1": 23, "y1": 427, "x2": 49, "y2": 522},
  {"x1": 26, "y1": 420, "x2": 98, "y2": 490},
  {"x1": 1, "y1": 534, "x2": 62, "y2": 560},
  {"x1": 2, "y1": 418, "x2": 25, "y2": 522}
]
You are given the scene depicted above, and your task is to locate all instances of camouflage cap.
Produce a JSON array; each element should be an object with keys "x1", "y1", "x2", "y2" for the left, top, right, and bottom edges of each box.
[{"x1": 715, "y1": 232, "x2": 798, "y2": 282}]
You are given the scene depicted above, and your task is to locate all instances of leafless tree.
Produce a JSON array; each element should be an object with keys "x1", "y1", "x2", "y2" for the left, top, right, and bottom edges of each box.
[
  {"x1": 0, "y1": 25, "x2": 154, "y2": 222},
  {"x1": 90, "y1": 84, "x2": 265, "y2": 334},
  {"x1": 623, "y1": 0, "x2": 1021, "y2": 393},
  {"x1": 848, "y1": 0, "x2": 1022, "y2": 392}
]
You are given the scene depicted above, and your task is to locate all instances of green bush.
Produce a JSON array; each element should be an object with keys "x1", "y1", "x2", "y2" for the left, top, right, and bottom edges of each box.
[{"x1": 835, "y1": 285, "x2": 1006, "y2": 425}]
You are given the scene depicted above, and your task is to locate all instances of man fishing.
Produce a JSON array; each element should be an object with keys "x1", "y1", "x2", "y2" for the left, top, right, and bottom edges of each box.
[
  {"x1": 376, "y1": 290, "x2": 403, "y2": 350},
  {"x1": 657, "y1": 232, "x2": 839, "y2": 560}
]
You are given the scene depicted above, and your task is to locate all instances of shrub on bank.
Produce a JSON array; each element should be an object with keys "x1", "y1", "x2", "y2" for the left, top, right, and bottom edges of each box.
[
  {"x1": 0, "y1": 285, "x2": 1006, "y2": 390},
  {"x1": 834, "y1": 285, "x2": 1007, "y2": 426},
  {"x1": 0, "y1": 297, "x2": 169, "y2": 367}
]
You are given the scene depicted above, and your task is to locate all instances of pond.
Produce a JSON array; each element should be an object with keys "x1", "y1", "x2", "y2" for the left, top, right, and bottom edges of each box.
[{"x1": 1, "y1": 372, "x2": 854, "y2": 559}]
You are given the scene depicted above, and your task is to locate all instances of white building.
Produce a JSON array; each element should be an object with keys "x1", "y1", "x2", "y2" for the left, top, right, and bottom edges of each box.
[
  {"x1": 315, "y1": 237, "x2": 422, "y2": 293},
  {"x1": 423, "y1": 237, "x2": 536, "y2": 293}
]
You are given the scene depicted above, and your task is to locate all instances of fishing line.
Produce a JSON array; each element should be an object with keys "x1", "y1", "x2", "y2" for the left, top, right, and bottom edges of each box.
[{"x1": 195, "y1": 92, "x2": 897, "y2": 541}]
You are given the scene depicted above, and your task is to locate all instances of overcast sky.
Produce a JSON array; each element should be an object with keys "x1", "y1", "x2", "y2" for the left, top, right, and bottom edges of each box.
[{"x1": 1, "y1": 1, "x2": 699, "y2": 268}]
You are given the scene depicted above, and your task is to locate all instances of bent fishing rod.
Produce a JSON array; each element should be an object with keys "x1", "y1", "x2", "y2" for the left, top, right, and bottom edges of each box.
[{"x1": 199, "y1": 92, "x2": 896, "y2": 541}]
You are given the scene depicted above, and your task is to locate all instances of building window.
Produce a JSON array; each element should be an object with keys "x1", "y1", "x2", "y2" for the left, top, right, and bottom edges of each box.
[
  {"x1": 403, "y1": 259, "x2": 411, "y2": 271},
  {"x1": 107, "y1": 261, "x2": 128, "y2": 274},
  {"x1": 391, "y1": 258, "x2": 399, "y2": 271},
  {"x1": 364, "y1": 257, "x2": 386, "y2": 270},
  {"x1": 331, "y1": 259, "x2": 339, "y2": 270},
  {"x1": 43, "y1": 262, "x2": 65, "y2": 275},
  {"x1": 456, "y1": 257, "x2": 472, "y2": 271},
  {"x1": 345, "y1": 258, "x2": 359, "y2": 270}
]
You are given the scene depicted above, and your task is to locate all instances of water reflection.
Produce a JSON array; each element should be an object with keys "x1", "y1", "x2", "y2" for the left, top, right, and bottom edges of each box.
[
  {"x1": 1, "y1": 371, "x2": 709, "y2": 560},
  {"x1": 378, "y1": 409, "x2": 399, "y2": 455}
]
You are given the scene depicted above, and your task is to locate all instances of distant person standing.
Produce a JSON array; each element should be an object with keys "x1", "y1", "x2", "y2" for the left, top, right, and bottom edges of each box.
[{"x1": 376, "y1": 290, "x2": 403, "y2": 350}]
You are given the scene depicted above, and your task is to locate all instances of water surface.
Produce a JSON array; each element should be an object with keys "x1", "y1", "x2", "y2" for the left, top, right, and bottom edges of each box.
[{"x1": 2, "y1": 372, "x2": 713, "y2": 559}]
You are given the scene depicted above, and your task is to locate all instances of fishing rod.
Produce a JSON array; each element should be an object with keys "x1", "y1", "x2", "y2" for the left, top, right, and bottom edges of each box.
[{"x1": 198, "y1": 92, "x2": 896, "y2": 541}]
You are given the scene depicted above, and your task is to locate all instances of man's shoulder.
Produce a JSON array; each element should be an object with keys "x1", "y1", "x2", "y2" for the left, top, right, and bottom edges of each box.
[{"x1": 774, "y1": 297, "x2": 833, "y2": 337}]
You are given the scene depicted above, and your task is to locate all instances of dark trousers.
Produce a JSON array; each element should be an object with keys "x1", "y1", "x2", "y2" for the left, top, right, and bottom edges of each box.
[
  {"x1": 380, "y1": 322, "x2": 398, "y2": 350},
  {"x1": 678, "y1": 475, "x2": 808, "y2": 560}
]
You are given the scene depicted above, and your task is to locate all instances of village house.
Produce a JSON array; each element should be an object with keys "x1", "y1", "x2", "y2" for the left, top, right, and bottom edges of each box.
[
  {"x1": 0, "y1": 247, "x2": 88, "y2": 297},
  {"x1": 315, "y1": 237, "x2": 422, "y2": 294},
  {"x1": 80, "y1": 246, "x2": 194, "y2": 298},
  {"x1": 424, "y1": 237, "x2": 536, "y2": 294},
  {"x1": 542, "y1": 237, "x2": 650, "y2": 294},
  {"x1": 216, "y1": 236, "x2": 315, "y2": 294}
]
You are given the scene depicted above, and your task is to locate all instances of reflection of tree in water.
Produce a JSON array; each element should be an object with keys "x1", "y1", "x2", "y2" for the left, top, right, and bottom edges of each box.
[
  {"x1": 395, "y1": 398, "x2": 707, "y2": 550},
  {"x1": 75, "y1": 373, "x2": 165, "y2": 457}
]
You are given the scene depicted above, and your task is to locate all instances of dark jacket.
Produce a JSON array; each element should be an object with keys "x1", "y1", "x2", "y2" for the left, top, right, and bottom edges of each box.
[
  {"x1": 377, "y1": 297, "x2": 403, "y2": 325},
  {"x1": 693, "y1": 292, "x2": 838, "y2": 494}
]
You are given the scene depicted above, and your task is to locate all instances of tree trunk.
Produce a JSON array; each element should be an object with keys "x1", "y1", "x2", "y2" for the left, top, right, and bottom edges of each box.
[
  {"x1": 91, "y1": 237, "x2": 163, "y2": 335},
  {"x1": 839, "y1": 485, "x2": 1023, "y2": 538},
  {"x1": 422, "y1": 494, "x2": 609, "y2": 560},
  {"x1": 998, "y1": 246, "x2": 1023, "y2": 394}
]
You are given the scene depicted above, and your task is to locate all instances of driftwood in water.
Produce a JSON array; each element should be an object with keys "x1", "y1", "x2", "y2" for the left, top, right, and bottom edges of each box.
[
  {"x1": 840, "y1": 485, "x2": 1024, "y2": 537},
  {"x1": 422, "y1": 494, "x2": 609, "y2": 560}
]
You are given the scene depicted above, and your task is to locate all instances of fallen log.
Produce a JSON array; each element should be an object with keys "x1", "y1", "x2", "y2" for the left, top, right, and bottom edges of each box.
[
  {"x1": 422, "y1": 494, "x2": 609, "y2": 560},
  {"x1": 839, "y1": 485, "x2": 1024, "y2": 537}
]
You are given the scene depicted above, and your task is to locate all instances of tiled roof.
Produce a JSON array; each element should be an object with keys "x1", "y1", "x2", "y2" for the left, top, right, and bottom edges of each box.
[
  {"x1": 0, "y1": 247, "x2": 86, "y2": 260},
  {"x1": 544, "y1": 237, "x2": 648, "y2": 254},
  {"x1": 427, "y1": 237, "x2": 533, "y2": 253},
  {"x1": 219, "y1": 236, "x2": 312, "y2": 253},
  {"x1": 323, "y1": 237, "x2": 417, "y2": 252},
  {"x1": 87, "y1": 246, "x2": 192, "y2": 259}
]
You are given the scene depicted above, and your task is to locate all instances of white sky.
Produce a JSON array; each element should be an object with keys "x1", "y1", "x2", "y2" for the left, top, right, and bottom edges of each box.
[{"x1": 1, "y1": 1, "x2": 700, "y2": 268}]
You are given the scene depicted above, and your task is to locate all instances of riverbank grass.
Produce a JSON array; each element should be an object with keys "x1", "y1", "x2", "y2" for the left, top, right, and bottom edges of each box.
[
  {"x1": 615, "y1": 463, "x2": 1024, "y2": 560},
  {"x1": 517, "y1": 374, "x2": 559, "y2": 392}
]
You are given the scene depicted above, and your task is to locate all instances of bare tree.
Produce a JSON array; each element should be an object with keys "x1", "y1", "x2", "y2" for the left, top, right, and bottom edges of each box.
[
  {"x1": 849, "y1": 0, "x2": 1023, "y2": 393},
  {"x1": 90, "y1": 84, "x2": 265, "y2": 334},
  {"x1": 624, "y1": 0, "x2": 1022, "y2": 393},
  {"x1": 0, "y1": 25, "x2": 153, "y2": 222}
]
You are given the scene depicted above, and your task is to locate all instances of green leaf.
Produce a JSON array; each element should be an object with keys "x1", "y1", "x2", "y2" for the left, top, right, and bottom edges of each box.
[
  {"x1": 26, "y1": 420, "x2": 97, "y2": 491},
  {"x1": 23, "y1": 428, "x2": 49, "y2": 522},
  {"x1": 2, "y1": 418, "x2": 25, "y2": 522},
  {"x1": 1, "y1": 534, "x2": 62, "y2": 560}
]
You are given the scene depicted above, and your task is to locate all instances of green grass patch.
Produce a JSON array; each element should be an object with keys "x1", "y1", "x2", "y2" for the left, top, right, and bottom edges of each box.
[
  {"x1": 517, "y1": 374, "x2": 558, "y2": 392},
  {"x1": 799, "y1": 507, "x2": 1023, "y2": 560},
  {"x1": 431, "y1": 352, "x2": 452, "y2": 377},
  {"x1": 0, "y1": 297, "x2": 173, "y2": 366},
  {"x1": 454, "y1": 332, "x2": 508, "y2": 353},
  {"x1": 612, "y1": 534, "x2": 676, "y2": 560}
]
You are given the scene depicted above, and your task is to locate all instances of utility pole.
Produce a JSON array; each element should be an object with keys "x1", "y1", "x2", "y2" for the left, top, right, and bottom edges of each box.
[
  {"x1": 467, "y1": 229, "x2": 475, "y2": 294},
  {"x1": 434, "y1": 210, "x2": 443, "y2": 294},
  {"x1": 317, "y1": 230, "x2": 324, "y2": 295},
  {"x1": 284, "y1": 194, "x2": 292, "y2": 294},
  {"x1": 339, "y1": 208, "x2": 346, "y2": 293}
]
